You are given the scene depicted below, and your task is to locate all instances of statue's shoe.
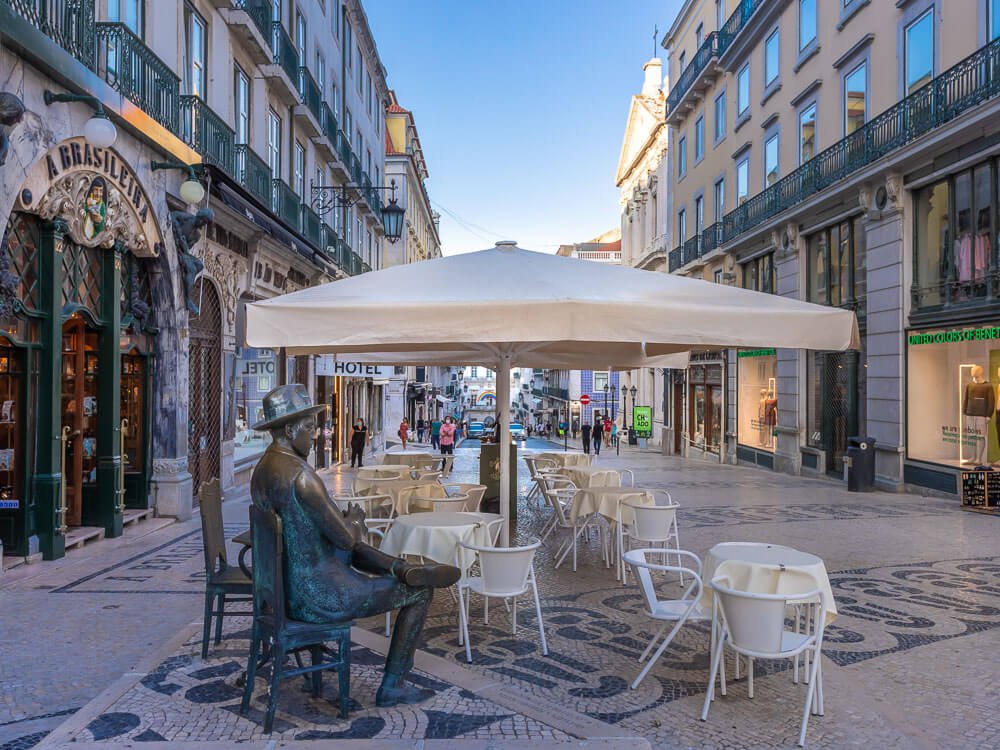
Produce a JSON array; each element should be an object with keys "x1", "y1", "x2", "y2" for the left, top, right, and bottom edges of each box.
[
  {"x1": 375, "y1": 678, "x2": 435, "y2": 707},
  {"x1": 403, "y1": 563, "x2": 461, "y2": 589}
]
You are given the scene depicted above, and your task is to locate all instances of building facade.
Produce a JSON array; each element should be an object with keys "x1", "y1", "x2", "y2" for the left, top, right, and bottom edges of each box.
[
  {"x1": 615, "y1": 57, "x2": 672, "y2": 449},
  {"x1": 661, "y1": 0, "x2": 1000, "y2": 494},
  {"x1": 0, "y1": 0, "x2": 390, "y2": 561}
]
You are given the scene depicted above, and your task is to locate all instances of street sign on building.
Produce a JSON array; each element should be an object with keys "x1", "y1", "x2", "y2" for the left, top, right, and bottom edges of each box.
[
  {"x1": 316, "y1": 357, "x2": 390, "y2": 378},
  {"x1": 632, "y1": 406, "x2": 652, "y2": 438},
  {"x1": 580, "y1": 394, "x2": 591, "y2": 405}
]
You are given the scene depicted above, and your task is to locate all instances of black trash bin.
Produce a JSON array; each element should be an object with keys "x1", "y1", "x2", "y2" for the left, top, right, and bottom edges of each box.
[
  {"x1": 628, "y1": 427, "x2": 638, "y2": 445},
  {"x1": 846, "y1": 436, "x2": 877, "y2": 492}
]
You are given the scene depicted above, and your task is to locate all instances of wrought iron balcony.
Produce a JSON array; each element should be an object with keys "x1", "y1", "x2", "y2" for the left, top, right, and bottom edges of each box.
[
  {"x1": 681, "y1": 235, "x2": 702, "y2": 266},
  {"x1": 270, "y1": 21, "x2": 298, "y2": 87},
  {"x1": 300, "y1": 203, "x2": 322, "y2": 248},
  {"x1": 668, "y1": 246, "x2": 682, "y2": 272},
  {"x1": 666, "y1": 32, "x2": 720, "y2": 122},
  {"x1": 296, "y1": 66, "x2": 323, "y2": 129},
  {"x1": 3, "y1": 0, "x2": 96, "y2": 69},
  {"x1": 718, "y1": 36, "x2": 1000, "y2": 250},
  {"x1": 95, "y1": 22, "x2": 179, "y2": 133},
  {"x1": 230, "y1": 0, "x2": 272, "y2": 47},
  {"x1": 316, "y1": 102, "x2": 340, "y2": 160},
  {"x1": 320, "y1": 222, "x2": 338, "y2": 259},
  {"x1": 717, "y1": 0, "x2": 767, "y2": 52},
  {"x1": 532, "y1": 385, "x2": 569, "y2": 401},
  {"x1": 179, "y1": 95, "x2": 235, "y2": 174},
  {"x1": 271, "y1": 178, "x2": 299, "y2": 231},
  {"x1": 235, "y1": 144, "x2": 271, "y2": 207}
]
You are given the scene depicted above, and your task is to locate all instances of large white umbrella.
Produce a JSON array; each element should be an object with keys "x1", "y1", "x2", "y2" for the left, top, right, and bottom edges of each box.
[{"x1": 247, "y1": 242, "x2": 858, "y2": 542}]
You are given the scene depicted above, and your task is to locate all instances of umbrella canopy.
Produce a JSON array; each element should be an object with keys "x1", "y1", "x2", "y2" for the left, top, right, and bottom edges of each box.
[{"x1": 247, "y1": 242, "x2": 859, "y2": 543}]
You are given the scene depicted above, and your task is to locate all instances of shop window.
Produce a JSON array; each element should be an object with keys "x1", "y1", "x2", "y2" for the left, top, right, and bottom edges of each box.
[
  {"x1": 906, "y1": 326, "x2": 1000, "y2": 468},
  {"x1": 913, "y1": 159, "x2": 995, "y2": 310},
  {"x1": 742, "y1": 253, "x2": 774, "y2": 294},
  {"x1": 807, "y1": 349, "x2": 866, "y2": 476},
  {"x1": 805, "y1": 218, "x2": 864, "y2": 309},
  {"x1": 737, "y1": 350, "x2": 777, "y2": 452},
  {"x1": 689, "y1": 364, "x2": 723, "y2": 454},
  {"x1": 235, "y1": 347, "x2": 278, "y2": 463}
]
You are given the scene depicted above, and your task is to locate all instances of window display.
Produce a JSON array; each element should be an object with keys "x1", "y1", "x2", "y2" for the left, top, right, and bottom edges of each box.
[
  {"x1": 907, "y1": 325, "x2": 1000, "y2": 468},
  {"x1": 688, "y1": 363, "x2": 722, "y2": 454},
  {"x1": 234, "y1": 347, "x2": 277, "y2": 463},
  {"x1": 737, "y1": 349, "x2": 777, "y2": 452}
]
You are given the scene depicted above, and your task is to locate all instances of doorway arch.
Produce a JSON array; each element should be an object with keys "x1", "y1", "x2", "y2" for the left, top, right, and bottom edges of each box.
[{"x1": 188, "y1": 278, "x2": 222, "y2": 501}]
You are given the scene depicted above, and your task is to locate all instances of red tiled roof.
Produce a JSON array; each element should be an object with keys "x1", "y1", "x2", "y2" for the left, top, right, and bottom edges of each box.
[
  {"x1": 386, "y1": 102, "x2": 409, "y2": 113},
  {"x1": 599, "y1": 239, "x2": 622, "y2": 252}
]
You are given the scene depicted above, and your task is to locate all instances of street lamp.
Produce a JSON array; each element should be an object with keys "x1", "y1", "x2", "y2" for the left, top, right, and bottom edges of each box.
[
  {"x1": 43, "y1": 90, "x2": 117, "y2": 148},
  {"x1": 151, "y1": 160, "x2": 206, "y2": 204},
  {"x1": 602, "y1": 382, "x2": 609, "y2": 425},
  {"x1": 311, "y1": 178, "x2": 406, "y2": 243}
]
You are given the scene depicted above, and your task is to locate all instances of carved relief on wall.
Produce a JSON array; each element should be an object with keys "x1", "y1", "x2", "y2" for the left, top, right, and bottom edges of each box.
[{"x1": 196, "y1": 242, "x2": 248, "y2": 329}]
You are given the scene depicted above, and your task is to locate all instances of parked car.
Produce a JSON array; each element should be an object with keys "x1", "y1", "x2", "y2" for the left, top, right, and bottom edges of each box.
[
  {"x1": 467, "y1": 422, "x2": 486, "y2": 438},
  {"x1": 509, "y1": 422, "x2": 526, "y2": 440}
]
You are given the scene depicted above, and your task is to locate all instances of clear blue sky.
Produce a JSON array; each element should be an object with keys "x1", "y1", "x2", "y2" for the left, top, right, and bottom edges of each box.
[{"x1": 364, "y1": 0, "x2": 684, "y2": 255}]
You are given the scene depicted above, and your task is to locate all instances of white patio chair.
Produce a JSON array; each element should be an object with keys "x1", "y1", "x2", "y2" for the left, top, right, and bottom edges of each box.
[
  {"x1": 701, "y1": 570, "x2": 827, "y2": 748},
  {"x1": 624, "y1": 548, "x2": 713, "y2": 689},
  {"x1": 537, "y1": 475, "x2": 578, "y2": 544},
  {"x1": 439, "y1": 454, "x2": 455, "y2": 476},
  {"x1": 456, "y1": 537, "x2": 548, "y2": 663},
  {"x1": 554, "y1": 488, "x2": 609, "y2": 572},
  {"x1": 413, "y1": 469, "x2": 443, "y2": 482},
  {"x1": 620, "y1": 468, "x2": 635, "y2": 487},
  {"x1": 441, "y1": 483, "x2": 487, "y2": 511},
  {"x1": 428, "y1": 493, "x2": 474, "y2": 512},
  {"x1": 619, "y1": 499, "x2": 683, "y2": 585},
  {"x1": 332, "y1": 493, "x2": 396, "y2": 540}
]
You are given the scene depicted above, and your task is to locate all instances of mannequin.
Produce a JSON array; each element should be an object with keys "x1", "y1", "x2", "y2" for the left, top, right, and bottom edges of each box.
[
  {"x1": 963, "y1": 365, "x2": 993, "y2": 464},
  {"x1": 757, "y1": 389, "x2": 768, "y2": 447},
  {"x1": 763, "y1": 389, "x2": 777, "y2": 449}
]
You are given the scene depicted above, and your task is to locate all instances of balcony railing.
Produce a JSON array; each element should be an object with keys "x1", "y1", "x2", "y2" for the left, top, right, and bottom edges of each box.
[
  {"x1": 668, "y1": 246, "x2": 682, "y2": 272},
  {"x1": 297, "y1": 66, "x2": 322, "y2": 123},
  {"x1": 682, "y1": 235, "x2": 702, "y2": 266},
  {"x1": 576, "y1": 249, "x2": 622, "y2": 262},
  {"x1": 235, "y1": 144, "x2": 271, "y2": 207},
  {"x1": 5, "y1": 0, "x2": 96, "y2": 69},
  {"x1": 321, "y1": 102, "x2": 340, "y2": 150},
  {"x1": 231, "y1": 0, "x2": 272, "y2": 45},
  {"x1": 96, "y1": 22, "x2": 179, "y2": 133},
  {"x1": 717, "y1": 0, "x2": 767, "y2": 51},
  {"x1": 179, "y1": 95, "x2": 235, "y2": 174},
  {"x1": 666, "y1": 32, "x2": 719, "y2": 115},
  {"x1": 717, "y1": 36, "x2": 1000, "y2": 249},
  {"x1": 532, "y1": 386, "x2": 569, "y2": 401},
  {"x1": 319, "y1": 222, "x2": 338, "y2": 259},
  {"x1": 300, "y1": 203, "x2": 322, "y2": 248},
  {"x1": 270, "y1": 21, "x2": 298, "y2": 84},
  {"x1": 271, "y1": 178, "x2": 299, "y2": 230}
]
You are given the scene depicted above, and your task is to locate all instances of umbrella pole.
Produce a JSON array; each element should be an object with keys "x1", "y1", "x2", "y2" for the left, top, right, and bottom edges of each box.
[{"x1": 497, "y1": 354, "x2": 511, "y2": 546}]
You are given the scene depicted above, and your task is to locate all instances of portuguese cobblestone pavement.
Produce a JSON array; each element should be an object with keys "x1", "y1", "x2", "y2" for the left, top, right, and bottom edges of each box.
[{"x1": 2, "y1": 437, "x2": 999, "y2": 748}]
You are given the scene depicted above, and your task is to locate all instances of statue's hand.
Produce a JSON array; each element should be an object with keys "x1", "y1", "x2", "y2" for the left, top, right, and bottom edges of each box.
[
  {"x1": 341, "y1": 502, "x2": 366, "y2": 541},
  {"x1": 398, "y1": 562, "x2": 460, "y2": 588}
]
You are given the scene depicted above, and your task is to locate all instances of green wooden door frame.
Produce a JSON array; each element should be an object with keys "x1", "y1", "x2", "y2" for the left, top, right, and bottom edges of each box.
[{"x1": 122, "y1": 345, "x2": 153, "y2": 509}]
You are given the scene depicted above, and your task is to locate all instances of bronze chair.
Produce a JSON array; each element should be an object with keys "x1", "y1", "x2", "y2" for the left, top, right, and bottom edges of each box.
[
  {"x1": 241, "y1": 506, "x2": 352, "y2": 732},
  {"x1": 198, "y1": 478, "x2": 252, "y2": 659}
]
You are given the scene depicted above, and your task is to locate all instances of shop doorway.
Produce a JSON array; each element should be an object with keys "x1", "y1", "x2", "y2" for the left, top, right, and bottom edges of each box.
[
  {"x1": 673, "y1": 382, "x2": 683, "y2": 454},
  {"x1": 60, "y1": 316, "x2": 100, "y2": 528},
  {"x1": 813, "y1": 351, "x2": 865, "y2": 477},
  {"x1": 688, "y1": 363, "x2": 723, "y2": 455},
  {"x1": 188, "y1": 279, "x2": 222, "y2": 501}
]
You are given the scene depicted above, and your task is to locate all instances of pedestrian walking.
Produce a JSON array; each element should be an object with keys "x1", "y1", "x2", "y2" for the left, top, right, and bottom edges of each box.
[
  {"x1": 604, "y1": 417, "x2": 612, "y2": 447},
  {"x1": 572, "y1": 418, "x2": 579, "y2": 440},
  {"x1": 398, "y1": 417, "x2": 410, "y2": 450},
  {"x1": 350, "y1": 418, "x2": 368, "y2": 468},
  {"x1": 416, "y1": 418, "x2": 425, "y2": 443},
  {"x1": 581, "y1": 421, "x2": 591, "y2": 454},
  {"x1": 439, "y1": 416, "x2": 456, "y2": 456},
  {"x1": 430, "y1": 417, "x2": 441, "y2": 449},
  {"x1": 611, "y1": 422, "x2": 618, "y2": 448},
  {"x1": 592, "y1": 419, "x2": 602, "y2": 454}
]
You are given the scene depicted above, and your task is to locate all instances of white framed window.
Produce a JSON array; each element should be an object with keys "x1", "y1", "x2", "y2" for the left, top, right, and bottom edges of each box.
[
  {"x1": 108, "y1": 0, "x2": 143, "y2": 35},
  {"x1": 678, "y1": 136, "x2": 687, "y2": 177},
  {"x1": 736, "y1": 157, "x2": 749, "y2": 204},
  {"x1": 764, "y1": 133, "x2": 779, "y2": 187},
  {"x1": 331, "y1": 0, "x2": 339, "y2": 37},
  {"x1": 344, "y1": 19, "x2": 353, "y2": 69},
  {"x1": 799, "y1": 103, "x2": 816, "y2": 163},
  {"x1": 267, "y1": 109, "x2": 281, "y2": 176},
  {"x1": 295, "y1": 11, "x2": 306, "y2": 64},
  {"x1": 234, "y1": 66, "x2": 250, "y2": 144},
  {"x1": 356, "y1": 216, "x2": 363, "y2": 250},
  {"x1": 184, "y1": 4, "x2": 206, "y2": 97},
  {"x1": 594, "y1": 371, "x2": 609, "y2": 393},
  {"x1": 737, "y1": 64, "x2": 750, "y2": 114},
  {"x1": 993, "y1": 0, "x2": 1000, "y2": 40},
  {"x1": 695, "y1": 116, "x2": 704, "y2": 161},
  {"x1": 678, "y1": 209, "x2": 687, "y2": 242},
  {"x1": 904, "y1": 9, "x2": 934, "y2": 95},
  {"x1": 799, "y1": 0, "x2": 817, "y2": 51},
  {"x1": 694, "y1": 195, "x2": 704, "y2": 234},
  {"x1": 717, "y1": 0, "x2": 725, "y2": 29},
  {"x1": 696, "y1": 22, "x2": 704, "y2": 47},
  {"x1": 844, "y1": 61, "x2": 867, "y2": 135},
  {"x1": 764, "y1": 29, "x2": 779, "y2": 86},
  {"x1": 714, "y1": 178, "x2": 725, "y2": 222},
  {"x1": 679, "y1": 50, "x2": 686, "y2": 72},
  {"x1": 357, "y1": 47, "x2": 363, "y2": 92},
  {"x1": 316, "y1": 52, "x2": 326, "y2": 98},
  {"x1": 294, "y1": 141, "x2": 305, "y2": 197},
  {"x1": 714, "y1": 91, "x2": 726, "y2": 142}
]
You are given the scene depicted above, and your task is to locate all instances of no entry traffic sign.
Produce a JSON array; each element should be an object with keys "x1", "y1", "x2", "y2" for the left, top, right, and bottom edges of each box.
[{"x1": 580, "y1": 394, "x2": 591, "y2": 405}]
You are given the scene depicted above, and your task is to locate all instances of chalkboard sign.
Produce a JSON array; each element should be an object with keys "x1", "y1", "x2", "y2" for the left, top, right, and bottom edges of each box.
[{"x1": 960, "y1": 470, "x2": 1000, "y2": 507}]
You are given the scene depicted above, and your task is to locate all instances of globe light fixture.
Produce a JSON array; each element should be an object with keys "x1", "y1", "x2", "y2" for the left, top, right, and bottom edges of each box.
[
  {"x1": 151, "y1": 161, "x2": 205, "y2": 205},
  {"x1": 44, "y1": 90, "x2": 117, "y2": 148}
]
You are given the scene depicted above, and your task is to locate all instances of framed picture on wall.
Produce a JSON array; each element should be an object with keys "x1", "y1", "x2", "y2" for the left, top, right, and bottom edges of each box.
[{"x1": 1, "y1": 400, "x2": 13, "y2": 422}]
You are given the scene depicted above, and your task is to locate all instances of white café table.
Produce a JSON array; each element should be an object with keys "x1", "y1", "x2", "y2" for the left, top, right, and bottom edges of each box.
[
  {"x1": 379, "y1": 511, "x2": 500, "y2": 571},
  {"x1": 380, "y1": 452, "x2": 437, "y2": 469},
  {"x1": 558, "y1": 465, "x2": 620, "y2": 488},
  {"x1": 362, "y1": 478, "x2": 447, "y2": 515},
  {"x1": 702, "y1": 542, "x2": 838, "y2": 622},
  {"x1": 537, "y1": 452, "x2": 593, "y2": 467}
]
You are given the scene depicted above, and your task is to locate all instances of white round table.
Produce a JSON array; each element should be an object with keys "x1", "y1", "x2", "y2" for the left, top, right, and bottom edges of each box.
[
  {"x1": 558, "y1": 465, "x2": 620, "y2": 488},
  {"x1": 379, "y1": 511, "x2": 501, "y2": 571},
  {"x1": 702, "y1": 542, "x2": 838, "y2": 622}
]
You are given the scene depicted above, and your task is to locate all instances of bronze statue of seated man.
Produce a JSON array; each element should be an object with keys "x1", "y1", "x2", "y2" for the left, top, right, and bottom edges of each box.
[{"x1": 250, "y1": 384, "x2": 460, "y2": 707}]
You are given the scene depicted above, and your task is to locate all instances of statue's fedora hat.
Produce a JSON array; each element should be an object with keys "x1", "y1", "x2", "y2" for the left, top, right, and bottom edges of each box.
[{"x1": 252, "y1": 384, "x2": 326, "y2": 431}]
